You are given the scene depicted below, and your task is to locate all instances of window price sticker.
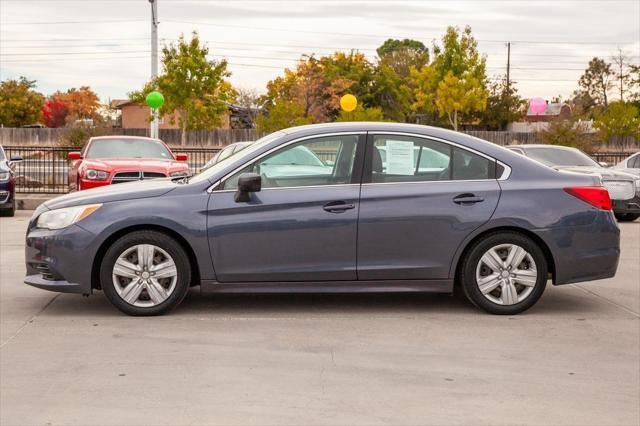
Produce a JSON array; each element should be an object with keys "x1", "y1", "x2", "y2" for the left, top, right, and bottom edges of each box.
[{"x1": 385, "y1": 140, "x2": 415, "y2": 175}]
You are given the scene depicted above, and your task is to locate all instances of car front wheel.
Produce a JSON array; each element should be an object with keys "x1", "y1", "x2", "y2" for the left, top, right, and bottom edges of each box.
[
  {"x1": 0, "y1": 198, "x2": 15, "y2": 217},
  {"x1": 100, "y1": 230, "x2": 191, "y2": 316},
  {"x1": 459, "y1": 232, "x2": 548, "y2": 315}
]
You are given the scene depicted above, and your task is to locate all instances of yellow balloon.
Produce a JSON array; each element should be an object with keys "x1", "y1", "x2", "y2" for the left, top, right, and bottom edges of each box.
[{"x1": 340, "y1": 94, "x2": 357, "y2": 112}]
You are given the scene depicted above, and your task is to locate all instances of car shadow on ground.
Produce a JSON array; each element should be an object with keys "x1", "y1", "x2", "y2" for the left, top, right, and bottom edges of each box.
[{"x1": 38, "y1": 284, "x2": 604, "y2": 318}]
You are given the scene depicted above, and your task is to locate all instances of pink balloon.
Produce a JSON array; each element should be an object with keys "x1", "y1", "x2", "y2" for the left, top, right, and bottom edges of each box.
[{"x1": 529, "y1": 97, "x2": 547, "y2": 115}]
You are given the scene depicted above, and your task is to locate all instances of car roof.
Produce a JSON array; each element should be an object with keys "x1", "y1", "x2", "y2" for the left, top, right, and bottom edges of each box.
[
  {"x1": 506, "y1": 144, "x2": 579, "y2": 151},
  {"x1": 89, "y1": 135, "x2": 163, "y2": 142}
]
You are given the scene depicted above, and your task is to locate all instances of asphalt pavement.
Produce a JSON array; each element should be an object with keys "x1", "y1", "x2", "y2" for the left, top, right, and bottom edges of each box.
[{"x1": 1, "y1": 210, "x2": 639, "y2": 426}]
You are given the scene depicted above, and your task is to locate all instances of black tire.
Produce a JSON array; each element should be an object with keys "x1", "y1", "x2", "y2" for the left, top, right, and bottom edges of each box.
[
  {"x1": 614, "y1": 213, "x2": 640, "y2": 222},
  {"x1": 100, "y1": 230, "x2": 191, "y2": 316},
  {"x1": 0, "y1": 198, "x2": 15, "y2": 217},
  {"x1": 459, "y1": 232, "x2": 548, "y2": 315}
]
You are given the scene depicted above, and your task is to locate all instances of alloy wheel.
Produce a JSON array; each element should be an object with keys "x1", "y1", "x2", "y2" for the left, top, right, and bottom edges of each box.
[
  {"x1": 475, "y1": 244, "x2": 538, "y2": 306},
  {"x1": 112, "y1": 244, "x2": 178, "y2": 307}
]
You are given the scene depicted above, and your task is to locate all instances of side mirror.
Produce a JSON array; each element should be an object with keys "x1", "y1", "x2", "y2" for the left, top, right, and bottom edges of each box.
[
  {"x1": 234, "y1": 172, "x2": 261, "y2": 203},
  {"x1": 68, "y1": 152, "x2": 82, "y2": 161},
  {"x1": 8, "y1": 155, "x2": 23, "y2": 167},
  {"x1": 598, "y1": 161, "x2": 608, "y2": 168},
  {"x1": 175, "y1": 153, "x2": 188, "y2": 162}
]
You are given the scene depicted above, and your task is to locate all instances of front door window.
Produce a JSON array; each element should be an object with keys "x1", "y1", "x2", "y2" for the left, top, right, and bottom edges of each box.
[{"x1": 224, "y1": 135, "x2": 359, "y2": 190}]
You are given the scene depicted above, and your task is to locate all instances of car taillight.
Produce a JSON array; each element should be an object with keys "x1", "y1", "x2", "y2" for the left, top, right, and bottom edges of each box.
[{"x1": 564, "y1": 187, "x2": 612, "y2": 211}]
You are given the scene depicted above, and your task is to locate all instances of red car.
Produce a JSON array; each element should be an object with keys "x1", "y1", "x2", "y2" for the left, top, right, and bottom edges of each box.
[{"x1": 69, "y1": 136, "x2": 190, "y2": 191}]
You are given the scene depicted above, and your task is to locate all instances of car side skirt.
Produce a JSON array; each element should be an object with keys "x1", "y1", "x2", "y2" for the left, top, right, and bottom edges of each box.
[{"x1": 200, "y1": 279, "x2": 454, "y2": 294}]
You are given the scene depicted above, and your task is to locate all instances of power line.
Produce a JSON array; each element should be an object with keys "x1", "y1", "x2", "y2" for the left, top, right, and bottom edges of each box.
[
  {"x1": 0, "y1": 19, "x2": 146, "y2": 25},
  {"x1": 163, "y1": 19, "x2": 637, "y2": 46},
  {"x1": 0, "y1": 50, "x2": 150, "y2": 56}
]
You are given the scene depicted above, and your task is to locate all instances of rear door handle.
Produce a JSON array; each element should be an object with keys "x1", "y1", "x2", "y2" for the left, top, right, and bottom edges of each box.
[
  {"x1": 323, "y1": 201, "x2": 355, "y2": 213},
  {"x1": 453, "y1": 193, "x2": 485, "y2": 205}
]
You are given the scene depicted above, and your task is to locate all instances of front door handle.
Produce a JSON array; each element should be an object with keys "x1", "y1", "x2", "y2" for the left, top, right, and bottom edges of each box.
[
  {"x1": 453, "y1": 193, "x2": 485, "y2": 205},
  {"x1": 323, "y1": 201, "x2": 355, "y2": 213}
]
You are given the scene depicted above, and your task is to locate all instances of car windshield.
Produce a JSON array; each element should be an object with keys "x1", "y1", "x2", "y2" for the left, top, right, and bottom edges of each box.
[
  {"x1": 86, "y1": 138, "x2": 173, "y2": 160},
  {"x1": 189, "y1": 131, "x2": 285, "y2": 184},
  {"x1": 0, "y1": 146, "x2": 5, "y2": 161},
  {"x1": 524, "y1": 147, "x2": 599, "y2": 167}
]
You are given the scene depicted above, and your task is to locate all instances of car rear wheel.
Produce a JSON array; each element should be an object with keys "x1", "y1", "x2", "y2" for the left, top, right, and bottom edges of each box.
[
  {"x1": 614, "y1": 213, "x2": 640, "y2": 222},
  {"x1": 459, "y1": 232, "x2": 548, "y2": 315},
  {"x1": 100, "y1": 230, "x2": 191, "y2": 316}
]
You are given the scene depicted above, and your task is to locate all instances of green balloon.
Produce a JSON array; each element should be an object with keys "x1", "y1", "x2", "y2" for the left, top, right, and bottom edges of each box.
[{"x1": 146, "y1": 91, "x2": 164, "y2": 109}]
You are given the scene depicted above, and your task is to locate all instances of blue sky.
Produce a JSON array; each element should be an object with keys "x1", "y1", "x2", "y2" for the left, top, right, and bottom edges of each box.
[{"x1": 1, "y1": 0, "x2": 639, "y2": 102}]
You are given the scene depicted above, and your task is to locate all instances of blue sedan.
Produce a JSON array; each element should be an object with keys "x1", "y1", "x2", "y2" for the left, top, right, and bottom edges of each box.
[{"x1": 24, "y1": 123, "x2": 620, "y2": 316}]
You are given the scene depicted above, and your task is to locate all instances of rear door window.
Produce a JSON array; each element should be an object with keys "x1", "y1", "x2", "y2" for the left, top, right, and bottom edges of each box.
[{"x1": 369, "y1": 135, "x2": 493, "y2": 183}]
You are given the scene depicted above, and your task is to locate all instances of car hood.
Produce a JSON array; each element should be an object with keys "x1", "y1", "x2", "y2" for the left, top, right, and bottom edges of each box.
[
  {"x1": 555, "y1": 166, "x2": 636, "y2": 181},
  {"x1": 83, "y1": 158, "x2": 188, "y2": 172},
  {"x1": 44, "y1": 178, "x2": 178, "y2": 210}
]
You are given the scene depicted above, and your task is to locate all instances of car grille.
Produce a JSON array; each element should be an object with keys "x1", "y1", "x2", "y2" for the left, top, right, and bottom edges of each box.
[
  {"x1": 0, "y1": 191, "x2": 9, "y2": 203},
  {"x1": 111, "y1": 171, "x2": 167, "y2": 184},
  {"x1": 603, "y1": 180, "x2": 635, "y2": 200}
]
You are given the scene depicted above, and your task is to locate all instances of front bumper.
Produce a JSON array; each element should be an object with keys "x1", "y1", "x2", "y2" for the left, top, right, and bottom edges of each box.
[
  {"x1": 24, "y1": 223, "x2": 97, "y2": 294},
  {"x1": 0, "y1": 179, "x2": 14, "y2": 208}
]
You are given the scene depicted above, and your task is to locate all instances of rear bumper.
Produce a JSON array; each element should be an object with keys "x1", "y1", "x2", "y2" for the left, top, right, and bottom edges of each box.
[{"x1": 536, "y1": 212, "x2": 620, "y2": 285}]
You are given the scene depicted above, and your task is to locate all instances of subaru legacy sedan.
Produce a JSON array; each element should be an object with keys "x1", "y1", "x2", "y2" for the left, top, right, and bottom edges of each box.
[{"x1": 25, "y1": 123, "x2": 620, "y2": 316}]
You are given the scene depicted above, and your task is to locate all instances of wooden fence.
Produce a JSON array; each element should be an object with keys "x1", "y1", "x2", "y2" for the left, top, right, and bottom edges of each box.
[
  {"x1": 0, "y1": 127, "x2": 260, "y2": 147},
  {"x1": 1, "y1": 127, "x2": 638, "y2": 151}
]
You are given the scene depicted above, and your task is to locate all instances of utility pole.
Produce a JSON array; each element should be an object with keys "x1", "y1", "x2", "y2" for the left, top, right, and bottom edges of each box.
[
  {"x1": 149, "y1": 0, "x2": 159, "y2": 139},
  {"x1": 506, "y1": 42, "x2": 511, "y2": 93}
]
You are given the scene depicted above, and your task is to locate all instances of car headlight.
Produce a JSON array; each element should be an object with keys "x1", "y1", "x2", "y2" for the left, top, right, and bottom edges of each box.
[
  {"x1": 84, "y1": 169, "x2": 109, "y2": 180},
  {"x1": 170, "y1": 170, "x2": 189, "y2": 178},
  {"x1": 36, "y1": 204, "x2": 102, "y2": 230},
  {"x1": 636, "y1": 179, "x2": 640, "y2": 195},
  {"x1": 0, "y1": 172, "x2": 9, "y2": 182}
]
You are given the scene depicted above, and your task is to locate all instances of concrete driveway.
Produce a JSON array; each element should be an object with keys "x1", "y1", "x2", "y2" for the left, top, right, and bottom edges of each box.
[{"x1": 1, "y1": 210, "x2": 638, "y2": 426}]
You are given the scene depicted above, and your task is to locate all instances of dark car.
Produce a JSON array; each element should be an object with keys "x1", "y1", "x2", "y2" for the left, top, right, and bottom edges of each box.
[
  {"x1": 507, "y1": 144, "x2": 640, "y2": 222},
  {"x1": 24, "y1": 123, "x2": 620, "y2": 316},
  {"x1": 0, "y1": 145, "x2": 23, "y2": 217}
]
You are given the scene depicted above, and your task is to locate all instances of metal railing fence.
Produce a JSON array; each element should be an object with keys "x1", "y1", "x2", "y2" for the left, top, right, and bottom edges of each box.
[
  {"x1": 5, "y1": 146, "x2": 220, "y2": 193},
  {"x1": 3, "y1": 146, "x2": 637, "y2": 194}
]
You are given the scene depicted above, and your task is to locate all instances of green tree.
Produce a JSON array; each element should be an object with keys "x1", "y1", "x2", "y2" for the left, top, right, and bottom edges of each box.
[
  {"x1": 540, "y1": 119, "x2": 593, "y2": 152},
  {"x1": 435, "y1": 71, "x2": 487, "y2": 131},
  {"x1": 336, "y1": 105, "x2": 387, "y2": 122},
  {"x1": 256, "y1": 100, "x2": 312, "y2": 133},
  {"x1": 411, "y1": 26, "x2": 488, "y2": 128},
  {"x1": 376, "y1": 38, "x2": 429, "y2": 79},
  {"x1": 0, "y1": 77, "x2": 44, "y2": 127},
  {"x1": 480, "y1": 77, "x2": 526, "y2": 130},
  {"x1": 130, "y1": 32, "x2": 235, "y2": 145},
  {"x1": 578, "y1": 57, "x2": 614, "y2": 107},
  {"x1": 629, "y1": 64, "x2": 640, "y2": 102},
  {"x1": 593, "y1": 102, "x2": 640, "y2": 151}
]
